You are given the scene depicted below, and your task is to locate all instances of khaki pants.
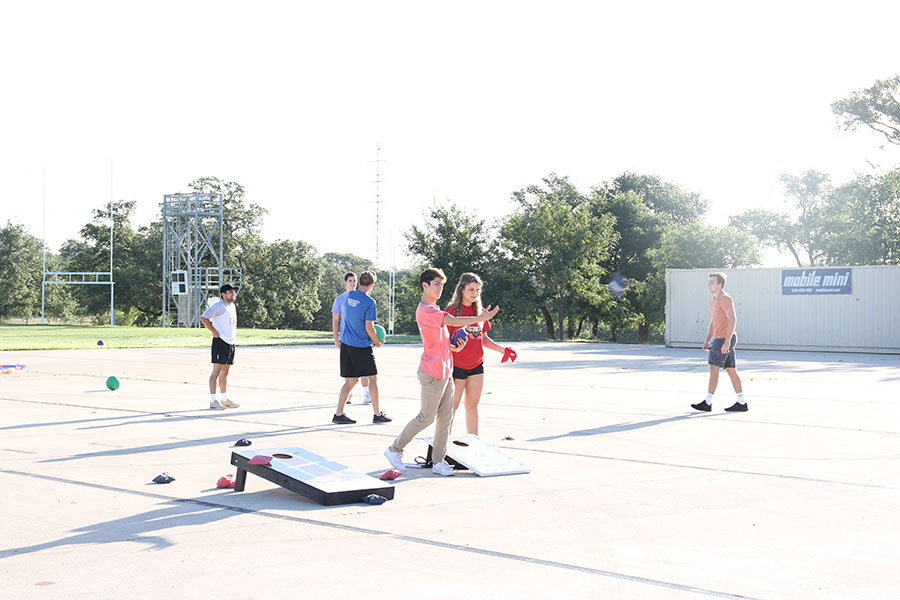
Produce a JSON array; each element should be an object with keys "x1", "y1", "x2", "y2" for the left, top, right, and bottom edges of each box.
[{"x1": 390, "y1": 367, "x2": 454, "y2": 463}]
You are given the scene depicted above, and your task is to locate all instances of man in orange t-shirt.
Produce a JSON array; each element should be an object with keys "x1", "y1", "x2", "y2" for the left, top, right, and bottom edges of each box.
[
  {"x1": 691, "y1": 272, "x2": 747, "y2": 412},
  {"x1": 383, "y1": 267, "x2": 499, "y2": 476}
]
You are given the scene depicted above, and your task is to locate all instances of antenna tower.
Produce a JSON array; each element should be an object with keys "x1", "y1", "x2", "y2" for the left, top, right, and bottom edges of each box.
[{"x1": 371, "y1": 144, "x2": 385, "y2": 266}]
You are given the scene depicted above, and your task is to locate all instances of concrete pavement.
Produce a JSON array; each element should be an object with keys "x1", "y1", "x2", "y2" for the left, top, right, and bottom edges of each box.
[{"x1": 1, "y1": 342, "x2": 898, "y2": 599}]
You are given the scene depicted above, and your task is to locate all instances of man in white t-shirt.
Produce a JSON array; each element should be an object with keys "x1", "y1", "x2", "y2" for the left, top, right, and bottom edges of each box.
[{"x1": 200, "y1": 284, "x2": 240, "y2": 410}]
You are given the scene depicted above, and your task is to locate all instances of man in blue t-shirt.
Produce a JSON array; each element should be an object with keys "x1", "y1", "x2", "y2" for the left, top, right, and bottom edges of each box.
[
  {"x1": 331, "y1": 272, "x2": 371, "y2": 404},
  {"x1": 332, "y1": 270, "x2": 391, "y2": 425}
]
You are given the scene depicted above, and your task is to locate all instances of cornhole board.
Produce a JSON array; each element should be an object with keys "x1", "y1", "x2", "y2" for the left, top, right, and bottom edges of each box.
[
  {"x1": 423, "y1": 434, "x2": 530, "y2": 476},
  {"x1": 230, "y1": 446, "x2": 395, "y2": 506}
]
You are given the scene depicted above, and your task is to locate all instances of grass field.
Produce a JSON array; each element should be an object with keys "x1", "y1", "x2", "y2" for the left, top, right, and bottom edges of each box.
[{"x1": 0, "y1": 324, "x2": 420, "y2": 351}]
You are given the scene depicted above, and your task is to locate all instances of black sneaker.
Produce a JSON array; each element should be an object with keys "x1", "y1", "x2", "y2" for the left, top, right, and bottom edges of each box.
[
  {"x1": 691, "y1": 400, "x2": 712, "y2": 412},
  {"x1": 724, "y1": 402, "x2": 748, "y2": 412},
  {"x1": 373, "y1": 412, "x2": 392, "y2": 423},
  {"x1": 332, "y1": 413, "x2": 356, "y2": 424}
]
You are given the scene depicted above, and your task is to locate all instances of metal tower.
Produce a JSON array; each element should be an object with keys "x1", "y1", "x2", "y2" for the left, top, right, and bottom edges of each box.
[
  {"x1": 371, "y1": 144, "x2": 385, "y2": 266},
  {"x1": 370, "y1": 144, "x2": 396, "y2": 333},
  {"x1": 161, "y1": 193, "x2": 241, "y2": 328},
  {"x1": 388, "y1": 231, "x2": 396, "y2": 335}
]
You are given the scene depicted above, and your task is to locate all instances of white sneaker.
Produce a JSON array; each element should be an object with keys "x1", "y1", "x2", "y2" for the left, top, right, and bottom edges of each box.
[
  {"x1": 362, "y1": 392, "x2": 372, "y2": 405},
  {"x1": 432, "y1": 461, "x2": 456, "y2": 477},
  {"x1": 384, "y1": 447, "x2": 407, "y2": 472},
  {"x1": 222, "y1": 399, "x2": 240, "y2": 408},
  {"x1": 209, "y1": 399, "x2": 226, "y2": 410}
]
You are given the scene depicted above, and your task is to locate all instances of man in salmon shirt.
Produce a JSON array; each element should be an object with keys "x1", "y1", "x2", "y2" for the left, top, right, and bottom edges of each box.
[
  {"x1": 384, "y1": 267, "x2": 499, "y2": 476},
  {"x1": 691, "y1": 272, "x2": 747, "y2": 412}
]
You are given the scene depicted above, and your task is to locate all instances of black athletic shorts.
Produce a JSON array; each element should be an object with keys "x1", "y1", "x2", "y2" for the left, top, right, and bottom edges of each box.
[
  {"x1": 211, "y1": 337, "x2": 235, "y2": 365},
  {"x1": 340, "y1": 343, "x2": 377, "y2": 378},
  {"x1": 453, "y1": 362, "x2": 484, "y2": 380},
  {"x1": 708, "y1": 335, "x2": 736, "y2": 369}
]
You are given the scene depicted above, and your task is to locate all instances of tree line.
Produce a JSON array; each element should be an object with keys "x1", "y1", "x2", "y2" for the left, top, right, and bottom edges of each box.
[
  {"x1": 2, "y1": 75, "x2": 898, "y2": 339},
  {"x1": 0, "y1": 172, "x2": 758, "y2": 340}
]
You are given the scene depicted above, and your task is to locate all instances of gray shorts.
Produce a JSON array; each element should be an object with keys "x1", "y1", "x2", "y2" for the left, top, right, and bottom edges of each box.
[{"x1": 708, "y1": 335, "x2": 737, "y2": 369}]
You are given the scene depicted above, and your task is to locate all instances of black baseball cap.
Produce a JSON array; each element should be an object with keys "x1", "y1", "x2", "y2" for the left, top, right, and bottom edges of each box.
[{"x1": 220, "y1": 284, "x2": 237, "y2": 294}]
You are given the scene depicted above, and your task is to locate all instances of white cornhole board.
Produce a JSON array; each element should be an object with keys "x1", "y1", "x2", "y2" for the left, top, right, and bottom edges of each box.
[{"x1": 423, "y1": 434, "x2": 530, "y2": 476}]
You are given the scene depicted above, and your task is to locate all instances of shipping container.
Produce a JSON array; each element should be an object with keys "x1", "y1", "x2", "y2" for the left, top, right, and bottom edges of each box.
[{"x1": 665, "y1": 266, "x2": 900, "y2": 353}]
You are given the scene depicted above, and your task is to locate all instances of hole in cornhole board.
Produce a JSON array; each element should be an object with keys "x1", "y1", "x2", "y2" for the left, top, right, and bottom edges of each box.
[
  {"x1": 452, "y1": 440, "x2": 469, "y2": 447},
  {"x1": 273, "y1": 453, "x2": 293, "y2": 459}
]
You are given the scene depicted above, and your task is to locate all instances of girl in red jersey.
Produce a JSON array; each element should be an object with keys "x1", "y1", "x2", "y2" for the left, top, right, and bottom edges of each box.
[{"x1": 445, "y1": 272, "x2": 515, "y2": 435}]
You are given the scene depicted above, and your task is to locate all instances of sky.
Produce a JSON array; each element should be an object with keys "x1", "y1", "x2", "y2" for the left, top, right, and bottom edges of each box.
[{"x1": 2, "y1": 1, "x2": 899, "y2": 269}]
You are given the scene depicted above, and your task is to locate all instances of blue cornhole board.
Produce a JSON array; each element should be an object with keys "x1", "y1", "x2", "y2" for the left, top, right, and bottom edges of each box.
[{"x1": 230, "y1": 446, "x2": 394, "y2": 506}]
